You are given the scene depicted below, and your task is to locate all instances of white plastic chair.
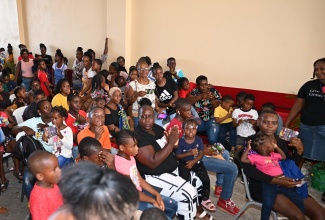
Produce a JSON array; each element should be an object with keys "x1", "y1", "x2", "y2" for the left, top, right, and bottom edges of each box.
[
  {"x1": 13, "y1": 106, "x2": 28, "y2": 124},
  {"x1": 234, "y1": 168, "x2": 278, "y2": 220},
  {"x1": 9, "y1": 94, "x2": 16, "y2": 102}
]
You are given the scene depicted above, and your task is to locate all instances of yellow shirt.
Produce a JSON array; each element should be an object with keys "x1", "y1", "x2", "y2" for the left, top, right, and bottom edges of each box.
[
  {"x1": 51, "y1": 93, "x2": 69, "y2": 111},
  {"x1": 214, "y1": 106, "x2": 232, "y2": 124}
]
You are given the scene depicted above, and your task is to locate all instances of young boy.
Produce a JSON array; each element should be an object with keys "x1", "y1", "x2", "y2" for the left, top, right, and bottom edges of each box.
[
  {"x1": 214, "y1": 95, "x2": 236, "y2": 153},
  {"x1": 77, "y1": 107, "x2": 112, "y2": 150},
  {"x1": 234, "y1": 91, "x2": 247, "y2": 109},
  {"x1": 232, "y1": 94, "x2": 258, "y2": 152},
  {"x1": 28, "y1": 151, "x2": 63, "y2": 220},
  {"x1": 1, "y1": 69, "x2": 17, "y2": 94}
]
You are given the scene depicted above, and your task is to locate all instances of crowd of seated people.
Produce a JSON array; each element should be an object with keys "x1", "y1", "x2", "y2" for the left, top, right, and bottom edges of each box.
[{"x1": 0, "y1": 40, "x2": 324, "y2": 220}]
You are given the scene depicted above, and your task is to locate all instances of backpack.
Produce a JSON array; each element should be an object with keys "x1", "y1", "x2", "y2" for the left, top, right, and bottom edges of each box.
[{"x1": 13, "y1": 135, "x2": 45, "y2": 165}]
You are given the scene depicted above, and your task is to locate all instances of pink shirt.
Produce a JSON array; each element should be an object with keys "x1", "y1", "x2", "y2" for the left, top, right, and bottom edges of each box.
[
  {"x1": 114, "y1": 155, "x2": 142, "y2": 191},
  {"x1": 247, "y1": 152, "x2": 283, "y2": 176},
  {"x1": 21, "y1": 59, "x2": 34, "y2": 78},
  {"x1": 29, "y1": 183, "x2": 63, "y2": 220}
]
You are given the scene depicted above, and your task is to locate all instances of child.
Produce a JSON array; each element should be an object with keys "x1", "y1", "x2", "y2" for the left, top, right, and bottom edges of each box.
[
  {"x1": 66, "y1": 94, "x2": 87, "y2": 158},
  {"x1": 117, "y1": 56, "x2": 128, "y2": 73},
  {"x1": 114, "y1": 130, "x2": 177, "y2": 220},
  {"x1": 175, "y1": 119, "x2": 215, "y2": 212},
  {"x1": 52, "y1": 49, "x2": 67, "y2": 86},
  {"x1": 51, "y1": 79, "x2": 70, "y2": 111},
  {"x1": 214, "y1": 95, "x2": 236, "y2": 154},
  {"x1": 28, "y1": 151, "x2": 63, "y2": 220},
  {"x1": 83, "y1": 74, "x2": 109, "y2": 111},
  {"x1": 164, "y1": 57, "x2": 184, "y2": 83},
  {"x1": 38, "y1": 59, "x2": 54, "y2": 97},
  {"x1": 232, "y1": 94, "x2": 258, "y2": 153},
  {"x1": 241, "y1": 132, "x2": 304, "y2": 220},
  {"x1": 42, "y1": 106, "x2": 73, "y2": 168},
  {"x1": 234, "y1": 91, "x2": 247, "y2": 109},
  {"x1": 6, "y1": 87, "x2": 28, "y2": 113},
  {"x1": 92, "y1": 59, "x2": 102, "y2": 73},
  {"x1": 1, "y1": 69, "x2": 17, "y2": 94},
  {"x1": 177, "y1": 77, "x2": 196, "y2": 99},
  {"x1": 27, "y1": 79, "x2": 41, "y2": 104},
  {"x1": 77, "y1": 107, "x2": 112, "y2": 150},
  {"x1": 127, "y1": 66, "x2": 138, "y2": 86}
]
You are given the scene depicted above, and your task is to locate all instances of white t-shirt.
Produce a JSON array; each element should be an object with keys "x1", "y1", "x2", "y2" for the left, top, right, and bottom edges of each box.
[
  {"x1": 16, "y1": 117, "x2": 54, "y2": 152},
  {"x1": 232, "y1": 108, "x2": 258, "y2": 137}
]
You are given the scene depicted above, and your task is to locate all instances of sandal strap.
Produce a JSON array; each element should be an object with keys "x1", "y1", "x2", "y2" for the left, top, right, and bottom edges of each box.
[{"x1": 198, "y1": 211, "x2": 207, "y2": 218}]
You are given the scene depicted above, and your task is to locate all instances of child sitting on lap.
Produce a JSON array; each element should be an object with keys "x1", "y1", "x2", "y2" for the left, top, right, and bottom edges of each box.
[
  {"x1": 175, "y1": 119, "x2": 216, "y2": 212},
  {"x1": 28, "y1": 151, "x2": 63, "y2": 220},
  {"x1": 241, "y1": 132, "x2": 304, "y2": 220},
  {"x1": 114, "y1": 130, "x2": 177, "y2": 220}
]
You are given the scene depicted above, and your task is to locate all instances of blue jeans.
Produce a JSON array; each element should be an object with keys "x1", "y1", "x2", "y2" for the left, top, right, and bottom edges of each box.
[
  {"x1": 133, "y1": 117, "x2": 139, "y2": 128},
  {"x1": 21, "y1": 77, "x2": 33, "y2": 92},
  {"x1": 72, "y1": 146, "x2": 79, "y2": 160},
  {"x1": 23, "y1": 169, "x2": 36, "y2": 200},
  {"x1": 261, "y1": 183, "x2": 304, "y2": 220},
  {"x1": 138, "y1": 190, "x2": 178, "y2": 220},
  {"x1": 197, "y1": 118, "x2": 220, "y2": 145},
  {"x1": 58, "y1": 155, "x2": 73, "y2": 168},
  {"x1": 219, "y1": 122, "x2": 236, "y2": 151},
  {"x1": 201, "y1": 152, "x2": 237, "y2": 200}
]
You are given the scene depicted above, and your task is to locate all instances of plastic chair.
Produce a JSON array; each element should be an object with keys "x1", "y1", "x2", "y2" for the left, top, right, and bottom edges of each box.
[
  {"x1": 233, "y1": 168, "x2": 278, "y2": 220},
  {"x1": 13, "y1": 106, "x2": 28, "y2": 124}
]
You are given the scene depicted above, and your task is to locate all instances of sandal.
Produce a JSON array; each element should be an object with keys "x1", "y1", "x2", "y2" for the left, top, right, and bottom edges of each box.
[
  {"x1": 197, "y1": 210, "x2": 214, "y2": 220},
  {"x1": 13, "y1": 172, "x2": 23, "y2": 181},
  {"x1": 0, "y1": 180, "x2": 9, "y2": 192},
  {"x1": 201, "y1": 199, "x2": 216, "y2": 212}
]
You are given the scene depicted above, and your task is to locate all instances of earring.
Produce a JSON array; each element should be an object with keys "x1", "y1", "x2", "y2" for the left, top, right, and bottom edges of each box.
[{"x1": 177, "y1": 111, "x2": 180, "y2": 114}]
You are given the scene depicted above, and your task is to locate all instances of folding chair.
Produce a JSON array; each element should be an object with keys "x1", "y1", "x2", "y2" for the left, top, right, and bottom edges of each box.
[{"x1": 233, "y1": 168, "x2": 278, "y2": 220}]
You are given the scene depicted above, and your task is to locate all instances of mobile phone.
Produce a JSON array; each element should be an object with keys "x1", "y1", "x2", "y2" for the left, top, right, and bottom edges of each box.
[{"x1": 157, "y1": 113, "x2": 168, "y2": 119}]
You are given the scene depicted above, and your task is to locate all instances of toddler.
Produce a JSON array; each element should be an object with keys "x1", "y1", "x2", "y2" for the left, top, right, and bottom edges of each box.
[
  {"x1": 114, "y1": 130, "x2": 177, "y2": 220},
  {"x1": 28, "y1": 151, "x2": 63, "y2": 220},
  {"x1": 214, "y1": 95, "x2": 236, "y2": 153},
  {"x1": 241, "y1": 132, "x2": 304, "y2": 220},
  {"x1": 42, "y1": 106, "x2": 73, "y2": 168},
  {"x1": 175, "y1": 119, "x2": 215, "y2": 212}
]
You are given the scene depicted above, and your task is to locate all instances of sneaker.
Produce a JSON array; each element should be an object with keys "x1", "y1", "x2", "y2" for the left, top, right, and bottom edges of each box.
[
  {"x1": 217, "y1": 198, "x2": 240, "y2": 216},
  {"x1": 214, "y1": 185, "x2": 222, "y2": 197}
]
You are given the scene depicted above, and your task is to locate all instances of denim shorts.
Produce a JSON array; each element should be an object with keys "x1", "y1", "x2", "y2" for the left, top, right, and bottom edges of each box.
[{"x1": 299, "y1": 123, "x2": 325, "y2": 161}]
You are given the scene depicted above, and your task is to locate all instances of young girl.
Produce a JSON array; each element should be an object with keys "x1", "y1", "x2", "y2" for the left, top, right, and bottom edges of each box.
[
  {"x1": 27, "y1": 79, "x2": 41, "y2": 104},
  {"x1": 177, "y1": 77, "x2": 196, "y2": 99},
  {"x1": 114, "y1": 130, "x2": 177, "y2": 220},
  {"x1": 84, "y1": 74, "x2": 110, "y2": 111},
  {"x1": 42, "y1": 106, "x2": 73, "y2": 168},
  {"x1": 52, "y1": 49, "x2": 67, "y2": 86},
  {"x1": 38, "y1": 59, "x2": 54, "y2": 98},
  {"x1": 6, "y1": 87, "x2": 28, "y2": 113},
  {"x1": 51, "y1": 79, "x2": 70, "y2": 111},
  {"x1": 241, "y1": 132, "x2": 304, "y2": 220},
  {"x1": 66, "y1": 94, "x2": 87, "y2": 158},
  {"x1": 72, "y1": 47, "x2": 83, "y2": 91},
  {"x1": 175, "y1": 119, "x2": 216, "y2": 212}
]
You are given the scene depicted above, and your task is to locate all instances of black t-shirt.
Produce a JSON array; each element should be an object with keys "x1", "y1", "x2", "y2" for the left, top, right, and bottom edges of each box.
[
  {"x1": 0, "y1": 92, "x2": 11, "y2": 109},
  {"x1": 104, "y1": 105, "x2": 119, "y2": 127},
  {"x1": 297, "y1": 79, "x2": 325, "y2": 125},
  {"x1": 135, "y1": 124, "x2": 178, "y2": 176},
  {"x1": 155, "y1": 78, "x2": 178, "y2": 115}
]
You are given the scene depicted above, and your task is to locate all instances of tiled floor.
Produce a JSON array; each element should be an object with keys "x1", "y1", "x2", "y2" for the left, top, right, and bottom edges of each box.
[{"x1": 0, "y1": 160, "x2": 324, "y2": 220}]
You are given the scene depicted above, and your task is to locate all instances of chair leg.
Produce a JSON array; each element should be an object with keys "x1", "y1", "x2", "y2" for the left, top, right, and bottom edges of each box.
[
  {"x1": 20, "y1": 181, "x2": 24, "y2": 202},
  {"x1": 233, "y1": 202, "x2": 251, "y2": 220}
]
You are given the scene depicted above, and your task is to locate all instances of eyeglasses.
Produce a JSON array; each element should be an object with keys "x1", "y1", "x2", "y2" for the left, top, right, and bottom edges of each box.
[
  {"x1": 140, "y1": 115, "x2": 154, "y2": 119},
  {"x1": 139, "y1": 68, "x2": 150, "y2": 72},
  {"x1": 91, "y1": 114, "x2": 105, "y2": 119}
]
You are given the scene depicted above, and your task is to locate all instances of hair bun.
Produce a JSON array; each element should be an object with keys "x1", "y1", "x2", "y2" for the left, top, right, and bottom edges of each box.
[
  {"x1": 56, "y1": 49, "x2": 62, "y2": 53},
  {"x1": 77, "y1": 47, "x2": 83, "y2": 51}
]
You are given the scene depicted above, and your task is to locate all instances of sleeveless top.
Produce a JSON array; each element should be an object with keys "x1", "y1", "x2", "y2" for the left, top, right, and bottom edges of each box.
[
  {"x1": 105, "y1": 105, "x2": 119, "y2": 127},
  {"x1": 53, "y1": 63, "x2": 67, "y2": 85},
  {"x1": 21, "y1": 59, "x2": 34, "y2": 78}
]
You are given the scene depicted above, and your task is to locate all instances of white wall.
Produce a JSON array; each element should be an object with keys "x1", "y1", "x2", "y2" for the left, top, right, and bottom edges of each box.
[{"x1": 0, "y1": 0, "x2": 20, "y2": 62}]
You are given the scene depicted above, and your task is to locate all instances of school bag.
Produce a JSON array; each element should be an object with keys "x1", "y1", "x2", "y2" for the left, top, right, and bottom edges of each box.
[{"x1": 13, "y1": 135, "x2": 45, "y2": 165}]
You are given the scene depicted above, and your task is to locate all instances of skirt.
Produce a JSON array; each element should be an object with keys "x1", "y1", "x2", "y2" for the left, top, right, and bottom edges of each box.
[{"x1": 299, "y1": 123, "x2": 325, "y2": 161}]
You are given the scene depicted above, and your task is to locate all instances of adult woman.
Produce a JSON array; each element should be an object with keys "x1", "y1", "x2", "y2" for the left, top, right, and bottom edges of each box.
[
  {"x1": 135, "y1": 103, "x2": 213, "y2": 220},
  {"x1": 244, "y1": 110, "x2": 325, "y2": 219},
  {"x1": 15, "y1": 49, "x2": 34, "y2": 91},
  {"x1": 125, "y1": 61, "x2": 156, "y2": 127},
  {"x1": 285, "y1": 58, "x2": 325, "y2": 202},
  {"x1": 187, "y1": 75, "x2": 221, "y2": 145},
  {"x1": 152, "y1": 63, "x2": 178, "y2": 127},
  {"x1": 4, "y1": 44, "x2": 15, "y2": 78},
  {"x1": 104, "y1": 87, "x2": 133, "y2": 133},
  {"x1": 167, "y1": 98, "x2": 240, "y2": 215}
]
